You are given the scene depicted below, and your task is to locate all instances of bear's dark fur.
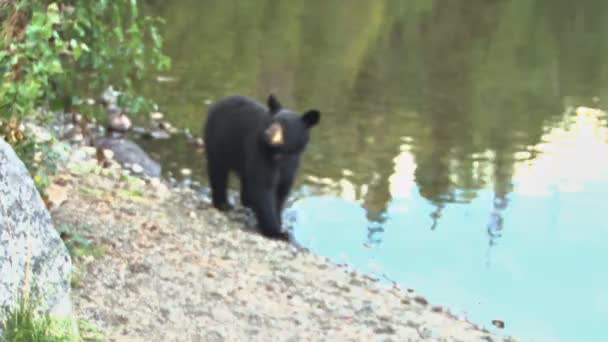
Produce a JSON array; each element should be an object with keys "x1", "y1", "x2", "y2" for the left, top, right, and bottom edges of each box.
[{"x1": 203, "y1": 94, "x2": 320, "y2": 240}]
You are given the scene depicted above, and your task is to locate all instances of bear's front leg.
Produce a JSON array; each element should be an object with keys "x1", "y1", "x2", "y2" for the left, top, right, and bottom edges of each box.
[
  {"x1": 249, "y1": 189, "x2": 288, "y2": 241},
  {"x1": 276, "y1": 181, "x2": 293, "y2": 222},
  {"x1": 276, "y1": 157, "x2": 299, "y2": 219}
]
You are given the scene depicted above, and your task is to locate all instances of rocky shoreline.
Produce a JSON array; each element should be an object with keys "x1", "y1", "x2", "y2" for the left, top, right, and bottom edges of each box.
[{"x1": 42, "y1": 139, "x2": 515, "y2": 341}]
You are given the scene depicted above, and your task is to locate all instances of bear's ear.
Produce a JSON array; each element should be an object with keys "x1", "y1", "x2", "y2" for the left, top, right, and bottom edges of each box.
[
  {"x1": 301, "y1": 110, "x2": 320, "y2": 128},
  {"x1": 267, "y1": 94, "x2": 282, "y2": 114}
]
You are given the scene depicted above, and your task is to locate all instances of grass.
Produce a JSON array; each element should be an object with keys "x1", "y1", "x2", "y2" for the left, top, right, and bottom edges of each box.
[
  {"x1": 1, "y1": 298, "x2": 77, "y2": 342},
  {"x1": 76, "y1": 321, "x2": 105, "y2": 342},
  {"x1": 1, "y1": 222, "x2": 108, "y2": 341},
  {"x1": 1, "y1": 298, "x2": 106, "y2": 342}
]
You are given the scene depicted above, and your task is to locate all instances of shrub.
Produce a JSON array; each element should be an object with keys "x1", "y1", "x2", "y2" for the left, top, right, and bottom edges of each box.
[
  {"x1": 0, "y1": 0, "x2": 170, "y2": 120},
  {"x1": 0, "y1": 0, "x2": 170, "y2": 195}
]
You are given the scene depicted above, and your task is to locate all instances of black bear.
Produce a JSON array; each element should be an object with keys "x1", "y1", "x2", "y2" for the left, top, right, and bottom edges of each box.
[{"x1": 203, "y1": 94, "x2": 320, "y2": 240}]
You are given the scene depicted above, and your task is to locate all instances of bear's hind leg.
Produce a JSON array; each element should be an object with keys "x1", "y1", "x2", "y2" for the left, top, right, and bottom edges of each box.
[
  {"x1": 239, "y1": 175, "x2": 252, "y2": 208},
  {"x1": 208, "y1": 163, "x2": 233, "y2": 211}
]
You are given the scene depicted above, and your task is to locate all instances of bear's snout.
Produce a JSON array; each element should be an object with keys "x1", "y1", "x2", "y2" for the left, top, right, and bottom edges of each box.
[{"x1": 265, "y1": 122, "x2": 284, "y2": 146}]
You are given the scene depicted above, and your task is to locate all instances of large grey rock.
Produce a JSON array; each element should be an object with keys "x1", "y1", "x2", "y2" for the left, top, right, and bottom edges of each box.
[
  {"x1": 0, "y1": 138, "x2": 74, "y2": 333},
  {"x1": 96, "y1": 137, "x2": 162, "y2": 177}
]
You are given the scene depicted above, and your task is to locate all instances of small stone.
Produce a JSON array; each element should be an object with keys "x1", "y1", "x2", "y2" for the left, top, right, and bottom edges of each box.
[
  {"x1": 144, "y1": 129, "x2": 171, "y2": 140},
  {"x1": 45, "y1": 183, "x2": 69, "y2": 208},
  {"x1": 150, "y1": 112, "x2": 164, "y2": 120},
  {"x1": 128, "y1": 262, "x2": 150, "y2": 274},
  {"x1": 181, "y1": 168, "x2": 192, "y2": 176},
  {"x1": 71, "y1": 133, "x2": 84, "y2": 142},
  {"x1": 102, "y1": 149, "x2": 114, "y2": 160},
  {"x1": 156, "y1": 75, "x2": 176, "y2": 83},
  {"x1": 211, "y1": 307, "x2": 234, "y2": 322},
  {"x1": 132, "y1": 126, "x2": 147, "y2": 135},
  {"x1": 417, "y1": 325, "x2": 433, "y2": 339},
  {"x1": 374, "y1": 325, "x2": 396, "y2": 334},
  {"x1": 189, "y1": 211, "x2": 197, "y2": 219},
  {"x1": 431, "y1": 306, "x2": 443, "y2": 313},
  {"x1": 131, "y1": 164, "x2": 143, "y2": 174},
  {"x1": 108, "y1": 111, "x2": 132, "y2": 132},
  {"x1": 149, "y1": 177, "x2": 163, "y2": 189},
  {"x1": 342, "y1": 169, "x2": 354, "y2": 176},
  {"x1": 82, "y1": 146, "x2": 96, "y2": 156},
  {"x1": 184, "y1": 128, "x2": 193, "y2": 140},
  {"x1": 492, "y1": 319, "x2": 505, "y2": 329},
  {"x1": 413, "y1": 296, "x2": 428, "y2": 306},
  {"x1": 159, "y1": 121, "x2": 173, "y2": 130}
]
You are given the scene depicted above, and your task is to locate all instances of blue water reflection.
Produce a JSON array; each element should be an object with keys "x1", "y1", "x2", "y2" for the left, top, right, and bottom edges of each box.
[{"x1": 290, "y1": 107, "x2": 608, "y2": 341}]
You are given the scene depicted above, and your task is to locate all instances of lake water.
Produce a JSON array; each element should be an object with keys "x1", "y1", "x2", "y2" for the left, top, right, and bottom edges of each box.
[{"x1": 139, "y1": 1, "x2": 608, "y2": 340}]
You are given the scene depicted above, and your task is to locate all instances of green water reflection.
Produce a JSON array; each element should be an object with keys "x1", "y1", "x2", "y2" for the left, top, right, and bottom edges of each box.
[{"x1": 139, "y1": 1, "x2": 608, "y2": 340}]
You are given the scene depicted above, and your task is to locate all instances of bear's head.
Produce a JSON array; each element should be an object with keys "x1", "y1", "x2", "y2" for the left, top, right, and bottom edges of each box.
[{"x1": 263, "y1": 94, "x2": 320, "y2": 155}]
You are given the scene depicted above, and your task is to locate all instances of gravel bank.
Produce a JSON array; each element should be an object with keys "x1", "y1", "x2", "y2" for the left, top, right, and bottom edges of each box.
[{"x1": 48, "y1": 145, "x2": 514, "y2": 342}]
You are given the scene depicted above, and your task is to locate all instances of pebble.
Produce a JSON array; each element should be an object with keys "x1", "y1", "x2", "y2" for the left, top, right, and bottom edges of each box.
[
  {"x1": 71, "y1": 133, "x2": 84, "y2": 142},
  {"x1": 131, "y1": 126, "x2": 147, "y2": 135},
  {"x1": 159, "y1": 121, "x2": 173, "y2": 131},
  {"x1": 102, "y1": 149, "x2": 114, "y2": 160},
  {"x1": 211, "y1": 306, "x2": 234, "y2": 322},
  {"x1": 150, "y1": 112, "x2": 164, "y2": 121},
  {"x1": 148, "y1": 177, "x2": 162, "y2": 188},
  {"x1": 183, "y1": 128, "x2": 193, "y2": 140},
  {"x1": 145, "y1": 129, "x2": 171, "y2": 140},
  {"x1": 130, "y1": 164, "x2": 144, "y2": 174}
]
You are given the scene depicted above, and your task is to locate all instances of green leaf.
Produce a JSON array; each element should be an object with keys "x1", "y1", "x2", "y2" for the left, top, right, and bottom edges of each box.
[
  {"x1": 73, "y1": 45, "x2": 82, "y2": 61},
  {"x1": 10, "y1": 54, "x2": 20, "y2": 66},
  {"x1": 46, "y1": 3, "x2": 61, "y2": 25},
  {"x1": 48, "y1": 59, "x2": 63, "y2": 74}
]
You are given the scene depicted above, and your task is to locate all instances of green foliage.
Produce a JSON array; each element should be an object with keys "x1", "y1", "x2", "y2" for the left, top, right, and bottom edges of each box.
[
  {"x1": 0, "y1": 296, "x2": 105, "y2": 341},
  {"x1": 55, "y1": 224, "x2": 105, "y2": 289},
  {"x1": 0, "y1": 0, "x2": 170, "y2": 121},
  {"x1": 21, "y1": 140, "x2": 61, "y2": 197},
  {"x1": 76, "y1": 320, "x2": 105, "y2": 342},
  {"x1": 0, "y1": 0, "x2": 170, "y2": 197},
  {"x1": 55, "y1": 224, "x2": 105, "y2": 260},
  {"x1": 1, "y1": 297, "x2": 78, "y2": 342},
  {"x1": 0, "y1": 118, "x2": 65, "y2": 196}
]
